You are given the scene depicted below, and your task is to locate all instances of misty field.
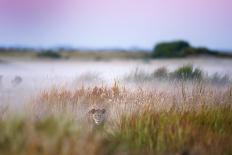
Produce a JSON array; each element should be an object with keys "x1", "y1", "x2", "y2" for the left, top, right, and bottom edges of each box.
[{"x1": 0, "y1": 57, "x2": 232, "y2": 155}]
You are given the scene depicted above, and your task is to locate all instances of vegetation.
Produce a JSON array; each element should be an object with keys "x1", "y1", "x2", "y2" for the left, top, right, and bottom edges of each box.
[
  {"x1": 0, "y1": 44, "x2": 231, "y2": 59},
  {"x1": 0, "y1": 82, "x2": 232, "y2": 155},
  {"x1": 153, "y1": 67, "x2": 168, "y2": 80},
  {"x1": 171, "y1": 65, "x2": 203, "y2": 80},
  {"x1": 37, "y1": 50, "x2": 61, "y2": 59},
  {"x1": 0, "y1": 48, "x2": 149, "y2": 60},
  {"x1": 126, "y1": 65, "x2": 230, "y2": 84},
  {"x1": 209, "y1": 73, "x2": 230, "y2": 85},
  {"x1": 61, "y1": 50, "x2": 150, "y2": 60},
  {"x1": 115, "y1": 107, "x2": 232, "y2": 155},
  {"x1": 125, "y1": 68, "x2": 152, "y2": 82},
  {"x1": 152, "y1": 40, "x2": 191, "y2": 58},
  {"x1": 152, "y1": 40, "x2": 231, "y2": 58}
]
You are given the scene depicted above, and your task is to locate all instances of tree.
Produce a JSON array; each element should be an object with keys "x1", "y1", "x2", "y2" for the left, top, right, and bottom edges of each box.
[{"x1": 152, "y1": 40, "x2": 191, "y2": 58}]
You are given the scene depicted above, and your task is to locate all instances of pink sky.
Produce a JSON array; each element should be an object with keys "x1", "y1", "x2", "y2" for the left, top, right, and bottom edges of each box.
[{"x1": 0, "y1": 0, "x2": 231, "y2": 50}]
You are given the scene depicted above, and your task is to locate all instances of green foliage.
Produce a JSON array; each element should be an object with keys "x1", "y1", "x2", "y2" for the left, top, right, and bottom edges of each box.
[
  {"x1": 37, "y1": 50, "x2": 61, "y2": 59},
  {"x1": 183, "y1": 47, "x2": 213, "y2": 55},
  {"x1": 172, "y1": 65, "x2": 203, "y2": 80},
  {"x1": 152, "y1": 40, "x2": 191, "y2": 58},
  {"x1": 152, "y1": 40, "x2": 223, "y2": 58}
]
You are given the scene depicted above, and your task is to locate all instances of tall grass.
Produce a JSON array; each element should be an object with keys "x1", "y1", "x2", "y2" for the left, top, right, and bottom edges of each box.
[
  {"x1": 113, "y1": 106, "x2": 232, "y2": 155},
  {"x1": 0, "y1": 82, "x2": 232, "y2": 155}
]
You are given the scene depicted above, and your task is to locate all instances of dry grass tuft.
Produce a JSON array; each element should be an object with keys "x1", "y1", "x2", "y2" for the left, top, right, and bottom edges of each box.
[{"x1": 1, "y1": 81, "x2": 232, "y2": 155}]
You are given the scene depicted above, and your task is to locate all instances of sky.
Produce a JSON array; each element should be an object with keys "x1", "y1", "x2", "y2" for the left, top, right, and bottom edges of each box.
[{"x1": 0, "y1": 0, "x2": 231, "y2": 50}]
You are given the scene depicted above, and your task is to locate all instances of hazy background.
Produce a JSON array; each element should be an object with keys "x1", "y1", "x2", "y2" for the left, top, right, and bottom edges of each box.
[{"x1": 0, "y1": 0, "x2": 231, "y2": 50}]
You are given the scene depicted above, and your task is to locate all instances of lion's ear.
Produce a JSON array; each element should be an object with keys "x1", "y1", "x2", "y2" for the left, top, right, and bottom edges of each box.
[
  {"x1": 102, "y1": 109, "x2": 106, "y2": 114},
  {"x1": 89, "y1": 109, "x2": 96, "y2": 114}
]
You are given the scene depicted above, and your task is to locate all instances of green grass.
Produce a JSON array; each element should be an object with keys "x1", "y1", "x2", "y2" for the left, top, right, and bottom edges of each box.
[
  {"x1": 1, "y1": 107, "x2": 232, "y2": 155},
  {"x1": 0, "y1": 83, "x2": 232, "y2": 155},
  {"x1": 109, "y1": 106, "x2": 232, "y2": 155},
  {"x1": 0, "y1": 116, "x2": 81, "y2": 155}
]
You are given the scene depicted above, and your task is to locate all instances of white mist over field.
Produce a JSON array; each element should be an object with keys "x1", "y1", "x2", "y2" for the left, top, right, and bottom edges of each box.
[{"x1": 0, "y1": 57, "x2": 232, "y2": 108}]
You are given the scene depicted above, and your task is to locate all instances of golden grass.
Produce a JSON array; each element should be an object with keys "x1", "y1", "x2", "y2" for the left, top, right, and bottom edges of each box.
[
  {"x1": 0, "y1": 50, "x2": 149, "y2": 60},
  {"x1": 1, "y1": 81, "x2": 232, "y2": 155}
]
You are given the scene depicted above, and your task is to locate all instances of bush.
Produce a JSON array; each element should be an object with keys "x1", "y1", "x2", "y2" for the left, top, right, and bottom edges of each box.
[
  {"x1": 152, "y1": 40, "x2": 191, "y2": 58},
  {"x1": 210, "y1": 73, "x2": 230, "y2": 85},
  {"x1": 153, "y1": 67, "x2": 168, "y2": 79},
  {"x1": 125, "y1": 68, "x2": 152, "y2": 82},
  {"x1": 172, "y1": 65, "x2": 203, "y2": 80},
  {"x1": 37, "y1": 50, "x2": 61, "y2": 59}
]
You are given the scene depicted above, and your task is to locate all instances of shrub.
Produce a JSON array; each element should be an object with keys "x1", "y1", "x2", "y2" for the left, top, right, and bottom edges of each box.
[
  {"x1": 153, "y1": 67, "x2": 168, "y2": 79},
  {"x1": 125, "y1": 68, "x2": 152, "y2": 82},
  {"x1": 210, "y1": 73, "x2": 230, "y2": 85},
  {"x1": 37, "y1": 50, "x2": 61, "y2": 59},
  {"x1": 172, "y1": 65, "x2": 203, "y2": 80}
]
